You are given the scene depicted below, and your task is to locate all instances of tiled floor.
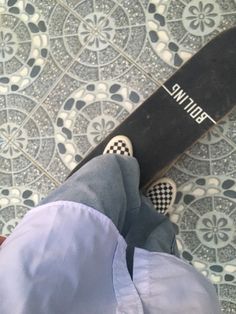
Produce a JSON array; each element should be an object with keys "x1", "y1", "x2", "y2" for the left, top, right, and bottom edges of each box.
[{"x1": 0, "y1": 0, "x2": 236, "y2": 311}]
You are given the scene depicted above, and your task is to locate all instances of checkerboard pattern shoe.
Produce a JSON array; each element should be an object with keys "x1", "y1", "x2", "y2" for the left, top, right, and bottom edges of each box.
[
  {"x1": 146, "y1": 178, "x2": 177, "y2": 215},
  {"x1": 103, "y1": 135, "x2": 133, "y2": 156}
]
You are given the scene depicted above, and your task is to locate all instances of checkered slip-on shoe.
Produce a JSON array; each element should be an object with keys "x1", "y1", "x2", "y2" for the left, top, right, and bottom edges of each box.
[
  {"x1": 145, "y1": 178, "x2": 177, "y2": 215},
  {"x1": 103, "y1": 135, "x2": 133, "y2": 156}
]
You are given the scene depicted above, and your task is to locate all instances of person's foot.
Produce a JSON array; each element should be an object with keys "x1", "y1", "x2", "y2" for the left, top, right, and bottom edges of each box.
[
  {"x1": 103, "y1": 135, "x2": 133, "y2": 156},
  {"x1": 145, "y1": 178, "x2": 177, "y2": 215}
]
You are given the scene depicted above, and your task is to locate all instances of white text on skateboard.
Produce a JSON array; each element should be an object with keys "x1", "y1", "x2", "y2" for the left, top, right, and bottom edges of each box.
[{"x1": 162, "y1": 83, "x2": 216, "y2": 125}]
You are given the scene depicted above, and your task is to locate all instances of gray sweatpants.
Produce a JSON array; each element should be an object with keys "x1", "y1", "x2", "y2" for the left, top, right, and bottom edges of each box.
[{"x1": 40, "y1": 154, "x2": 178, "y2": 256}]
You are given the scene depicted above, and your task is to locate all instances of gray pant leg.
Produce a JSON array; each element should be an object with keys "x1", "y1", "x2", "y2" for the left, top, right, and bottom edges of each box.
[
  {"x1": 40, "y1": 154, "x2": 178, "y2": 256},
  {"x1": 125, "y1": 195, "x2": 179, "y2": 257},
  {"x1": 39, "y1": 154, "x2": 141, "y2": 237}
]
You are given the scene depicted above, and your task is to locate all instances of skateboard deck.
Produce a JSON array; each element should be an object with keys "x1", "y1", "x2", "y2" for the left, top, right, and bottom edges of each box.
[{"x1": 68, "y1": 27, "x2": 236, "y2": 187}]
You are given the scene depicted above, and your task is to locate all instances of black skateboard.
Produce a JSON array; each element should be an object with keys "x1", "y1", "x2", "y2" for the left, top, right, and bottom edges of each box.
[{"x1": 68, "y1": 27, "x2": 236, "y2": 187}]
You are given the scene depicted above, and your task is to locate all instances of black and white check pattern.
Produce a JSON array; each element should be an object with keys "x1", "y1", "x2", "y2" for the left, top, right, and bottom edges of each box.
[
  {"x1": 105, "y1": 140, "x2": 131, "y2": 156},
  {"x1": 146, "y1": 182, "x2": 174, "y2": 214}
]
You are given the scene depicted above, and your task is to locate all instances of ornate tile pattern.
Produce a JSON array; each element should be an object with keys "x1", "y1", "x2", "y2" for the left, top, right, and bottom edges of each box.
[{"x1": 0, "y1": 0, "x2": 236, "y2": 311}]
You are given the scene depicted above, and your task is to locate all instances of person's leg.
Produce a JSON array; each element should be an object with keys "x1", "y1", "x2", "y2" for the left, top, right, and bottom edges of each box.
[
  {"x1": 39, "y1": 154, "x2": 141, "y2": 237},
  {"x1": 40, "y1": 134, "x2": 178, "y2": 255},
  {"x1": 125, "y1": 195, "x2": 179, "y2": 257}
]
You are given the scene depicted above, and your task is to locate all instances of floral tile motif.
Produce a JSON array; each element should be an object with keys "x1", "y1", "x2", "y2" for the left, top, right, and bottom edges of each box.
[
  {"x1": 143, "y1": 0, "x2": 236, "y2": 72},
  {"x1": 165, "y1": 117, "x2": 236, "y2": 311},
  {"x1": 0, "y1": 0, "x2": 51, "y2": 94},
  {"x1": 171, "y1": 120, "x2": 236, "y2": 179},
  {"x1": 170, "y1": 175, "x2": 236, "y2": 309},
  {"x1": 55, "y1": 81, "x2": 143, "y2": 169},
  {"x1": 0, "y1": 186, "x2": 42, "y2": 236},
  {"x1": 42, "y1": 73, "x2": 157, "y2": 176},
  {"x1": 65, "y1": 0, "x2": 236, "y2": 83}
]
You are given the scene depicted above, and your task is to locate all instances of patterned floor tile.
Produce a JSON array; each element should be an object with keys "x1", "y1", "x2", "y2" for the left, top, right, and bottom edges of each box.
[
  {"x1": 0, "y1": 179, "x2": 59, "y2": 237},
  {"x1": 165, "y1": 119, "x2": 236, "y2": 311},
  {"x1": 60, "y1": 0, "x2": 117, "y2": 18},
  {"x1": 169, "y1": 175, "x2": 236, "y2": 309},
  {"x1": 0, "y1": 186, "x2": 42, "y2": 236},
  {"x1": 73, "y1": 0, "x2": 236, "y2": 84},
  {"x1": 0, "y1": 141, "x2": 58, "y2": 197},
  {"x1": 215, "y1": 106, "x2": 236, "y2": 146},
  {"x1": 41, "y1": 69, "x2": 158, "y2": 179},
  {"x1": 0, "y1": 0, "x2": 236, "y2": 312},
  {"x1": 143, "y1": 0, "x2": 236, "y2": 76},
  {"x1": 169, "y1": 122, "x2": 236, "y2": 179},
  {"x1": 0, "y1": 0, "x2": 53, "y2": 94}
]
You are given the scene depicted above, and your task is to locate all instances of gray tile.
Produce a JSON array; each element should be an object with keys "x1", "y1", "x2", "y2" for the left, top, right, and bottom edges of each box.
[
  {"x1": 165, "y1": 166, "x2": 196, "y2": 186},
  {"x1": 175, "y1": 153, "x2": 211, "y2": 176},
  {"x1": 49, "y1": 4, "x2": 71, "y2": 37},
  {"x1": 211, "y1": 149, "x2": 236, "y2": 175},
  {"x1": 0, "y1": 2, "x2": 51, "y2": 94},
  {"x1": 28, "y1": 174, "x2": 58, "y2": 196},
  {"x1": 49, "y1": 38, "x2": 74, "y2": 69},
  {"x1": 0, "y1": 141, "x2": 58, "y2": 194},
  {"x1": 61, "y1": 0, "x2": 94, "y2": 17},
  {"x1": 218, "y1": 245, "x2": 236, "y2": 263},
  {"x1": 36, "y1": 61, "x2": 156, "y2": 178},
  {"x1": 172, "y1": 127, "x2": 236, "y2": 178},
  {"x1": 45, "y1": 76, "x2": 155, "y2": 172},
  {"x1": 27, "y1": 106, "x2": 55, "y2": 137},
  {"x1": 210, "y1": 139, "x2": 235, "y2": 160},
  {"x1": 47, "y1": 5, "x2": 84, "y2": 69},
  {"x1": 218, "y1": 107, "x2": 236, "y2": 146},
  {"x1": 179, "y1": 231, "x2": 202, "y2": 252},
  {"x1": 143, "y1": 0, "x2": 236, "y2": 69},
  {"x1": 12, "y1": 161, "x2": 52, "y2": 187},
  {"x1": 170, "y1": 175, "x2": 236, "y2": 310},
  {"x1": 0, "y1": 186, "x2": 43, "y2": 236},
  {"x1": 134, "y1": 42, "x2": 176, "y2": 83},
  {"x1": 179, "y1": 208, "x2": 200, "y2": 230},
  {"x1": 61, "y1": 0, "x2": 117, "y2": 19},
  {"x1": 187, "y1": 141, "x2": 210, "y2": 159},
  {"x1": 3, "y1": 106, "x2": 58, "y2": 178},
  {"x1": 42, "y1": 74, "x2": 84, "y2": 121},
  {"x1": 109, "y1": 65, "x2": 158, "y2": 99},
  {"x1": 46, "y1": 151, "x2": 71, "y2": 183},
  {"x1": 1, "y1": 0, "x2": 236, "y2": 312},
  {"x1": 90, "y1": 0, "x2": 236, "y2": 86},
  {"x1": 0, "y1": 155, "x2": 12, "y2": 175},
  {"x1": 21, "y1": 55, "x2": 62, "y2": 101},
  {"x1": 0, "y1": 94, "x2": 40, "y2": 160},
  {"x1": 30, "y1": 0, "x2": 58, "y2": 23},
  {"x1": 221, "y1": 300, "x2": 236, "y2": 314},
  {"x1": 116, "y1": 0, "x2": 146, "y2": 25}
]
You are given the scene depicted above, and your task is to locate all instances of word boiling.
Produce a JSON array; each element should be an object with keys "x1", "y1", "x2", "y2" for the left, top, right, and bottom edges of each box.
[{"x1": 163, "y1": 83, "x2": 216, "y2": 124}]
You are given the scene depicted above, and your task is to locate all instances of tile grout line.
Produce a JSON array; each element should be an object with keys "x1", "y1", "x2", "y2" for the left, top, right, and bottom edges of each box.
[
  {"x1": 58, "y1": 0, "x2": 166, "y2": 87},
  {"x1": 0, "y1": 2, "x2": 84, "y2": 147},
  {"x1": 0, "y1": 1, "x2": 159, "y2": 184},
  {"x1": 80, "y1": 6, "x2": 236, "y2": 152},
  {"x1": 212, "y1": 106, "x2": 236, "y2": 151},
  {"x1": 1, "y1": 31, "x2": 96, "y2": 152},
  {"x1": 8, "y1": 137, "x2": 61, "y2": 187},
  {"x1": 2, "y1": 0, "x2": 161, "y2": 151},
  {"x1": 0, "y1": 96, "x2": 13, "y2": 155},
  {"x1": 2, "y1": 1, "x2": 236, "y2": 185},
  {"x1": 64, "y1": 0, "x2": 236, "y2": 97}
]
